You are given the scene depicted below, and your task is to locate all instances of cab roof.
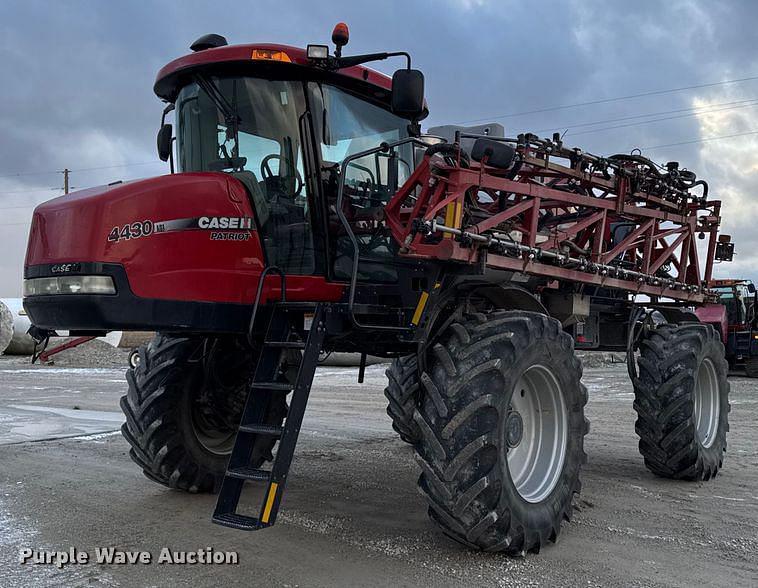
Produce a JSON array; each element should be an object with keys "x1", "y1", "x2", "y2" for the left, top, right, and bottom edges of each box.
[{"x1": 154, "y1": 43, "x2": 393, "y2": 103}]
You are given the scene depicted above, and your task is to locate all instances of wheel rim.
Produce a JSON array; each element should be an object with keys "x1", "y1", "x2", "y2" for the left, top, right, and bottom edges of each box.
[
  {"x1": 694, "y1": 358, "x2": 720, "y2": 448},
  {"x1": 506, "y1": 365, "x2": 568, "y2": 503},
  {"x1": 191, "y1": 406, "x2": 236, "y2": 456}
]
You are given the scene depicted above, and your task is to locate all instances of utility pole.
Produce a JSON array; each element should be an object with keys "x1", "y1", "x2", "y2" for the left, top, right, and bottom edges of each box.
[{"x1": 62, "y1": 168, "x2": 70, "y2": 194}]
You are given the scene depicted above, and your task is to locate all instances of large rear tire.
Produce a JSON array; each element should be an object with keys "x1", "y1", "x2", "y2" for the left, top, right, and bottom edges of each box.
[
  {"x1": 633, "y1": 323, "x2": 729, "y2": 480},
  {"x1": 120, "y1": 334, "x2": 287, "y2": 493},
  {"x1": 413, "y1": 310, "x2": 588, "y2": 554},
  {"x1": 384, "y1": 356, "x2": 422, "y2": 444}
]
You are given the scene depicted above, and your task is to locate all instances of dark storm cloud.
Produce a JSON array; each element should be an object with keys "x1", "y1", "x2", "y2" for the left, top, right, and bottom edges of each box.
[{"x1": 1, "y1": 0, "x2": 757, "y2": 293}]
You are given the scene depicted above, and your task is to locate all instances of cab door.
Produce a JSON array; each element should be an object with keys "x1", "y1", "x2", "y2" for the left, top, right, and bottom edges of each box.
[{"x1": 308, "y1": 82, "x2": 413, "y2": 283}]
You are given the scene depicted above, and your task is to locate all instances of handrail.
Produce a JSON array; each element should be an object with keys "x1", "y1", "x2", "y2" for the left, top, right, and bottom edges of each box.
[
  {"x1": 335, "y1": 137, "x2": 430, "y2": 331},
  {"x1": 247, "y1": 266, "x2": 286, "y2": 346}
]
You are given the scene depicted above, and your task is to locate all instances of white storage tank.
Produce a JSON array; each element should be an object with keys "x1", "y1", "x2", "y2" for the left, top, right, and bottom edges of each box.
[{"x1": 0, "y1": 298, "x2": 35, "y2": 355}]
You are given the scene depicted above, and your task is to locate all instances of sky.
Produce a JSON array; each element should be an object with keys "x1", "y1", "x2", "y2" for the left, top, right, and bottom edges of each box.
[{"x1": 1, "y1": 0, "x2": 757, "y2": 296}]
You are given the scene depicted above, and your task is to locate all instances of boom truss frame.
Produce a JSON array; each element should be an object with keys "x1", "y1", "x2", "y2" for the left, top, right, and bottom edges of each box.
[{"x1": 384, "y1": 134, "x2": 726, "y2": 304}]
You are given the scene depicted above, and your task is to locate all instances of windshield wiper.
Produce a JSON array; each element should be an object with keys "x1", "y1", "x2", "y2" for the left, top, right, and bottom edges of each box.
[{"x1": 194, "y1": 74, "x2": 242, "y2": 169}]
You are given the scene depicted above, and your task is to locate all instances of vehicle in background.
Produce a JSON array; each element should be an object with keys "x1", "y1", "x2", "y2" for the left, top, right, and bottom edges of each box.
[{"x1": 712, "y1": 279, "x2": 758, "y2": 376}]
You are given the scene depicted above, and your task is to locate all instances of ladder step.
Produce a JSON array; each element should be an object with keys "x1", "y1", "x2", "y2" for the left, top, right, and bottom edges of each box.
[
  {"x1": 212, "y1": 512, "x2": 263, "y2": 531},
  {"x1": 238, "y1": 424, "x2": 284, "y2": 437},
  {"x1": 264, "y1": 340, "x2": 305, "y2": 349},
  {"x1": 250, "y1": 382, "x2": 293, "y2": 392},
  {"x1": 226, "y1": 466, "x2": 271, "y2": 481},
  {"x1": 212, "y1": 303, "x2": 327, "y2": 532}
]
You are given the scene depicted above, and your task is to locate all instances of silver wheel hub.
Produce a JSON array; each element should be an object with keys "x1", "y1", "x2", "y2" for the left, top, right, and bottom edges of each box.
[
  {"x1": 694, "y1": 358, "x2": 720, "y2": 448},
  {"x1": 506, "y1": 365, "x2": 568, "y2": 504},
  {"x1": 505, "y1": 411, "x2": 524, "y2": 448}
]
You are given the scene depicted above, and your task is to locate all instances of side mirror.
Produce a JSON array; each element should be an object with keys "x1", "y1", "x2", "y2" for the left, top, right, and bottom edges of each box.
[
  {"x1": 748, "y1": 282, "x2": 756, "y2": 294},
  {"x1": 157, "y1": 124, "x2": 172, "y2": 162},
  {"x1": 391, "y1": 69, "x2": 425, "y2": 119}
]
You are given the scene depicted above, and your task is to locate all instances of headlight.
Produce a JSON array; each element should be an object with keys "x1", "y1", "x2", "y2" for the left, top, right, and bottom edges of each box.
[{"x1": 23, "y1": 275, "x2": 116, "y2": 296}]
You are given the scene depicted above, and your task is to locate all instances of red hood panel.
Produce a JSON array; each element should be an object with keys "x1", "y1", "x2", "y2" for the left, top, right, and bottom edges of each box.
[{"x1": 25, "y1": 172, "x2": 266, "y2": 304}]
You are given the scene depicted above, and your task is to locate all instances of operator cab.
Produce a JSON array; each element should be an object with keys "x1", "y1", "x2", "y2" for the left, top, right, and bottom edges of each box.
[
  {"x1": 713, "y1": 280, "x2": 757, "y2": 327},
  {"x1": 156, "y1": 28, "x2": 426, "y2": 287}
]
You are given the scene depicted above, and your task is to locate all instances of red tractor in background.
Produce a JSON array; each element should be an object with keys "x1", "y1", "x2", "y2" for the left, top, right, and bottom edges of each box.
[
  {"x1": 710, "y1": 279, "x2": 758, "y2": 376},
  {"x1": 22, "y1": 25, "x2": 733, "y2": 555}
]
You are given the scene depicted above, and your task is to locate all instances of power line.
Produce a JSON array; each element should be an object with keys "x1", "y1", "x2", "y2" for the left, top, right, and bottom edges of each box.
[
  {"x1": 531, "y1": 98, "x2": 758, "y2": 135},
  {"x1": 455, "y1": 74, "x2": 758, "y2": 125},
  {"x1": 68, "y1": 161, "x2": 162, "y2": 173},
  {"x1": 0, "y1": 161, "x2": 163, "y2": 179},
  {"x1": 0, "y1": 188, "x2": 59, "y2": 196},
  {"x1": 564, "y1": 100, "x2": 758, "y2": 138},
  {"x1": 0, "y1": 170, "x2": 63, "y2": 178},
  {"x1": 0, "y1": 202, "x2": 49, "y2": 211},
  {"x1": 640, "y1": 130, "x2": 758, "y2": 151}
]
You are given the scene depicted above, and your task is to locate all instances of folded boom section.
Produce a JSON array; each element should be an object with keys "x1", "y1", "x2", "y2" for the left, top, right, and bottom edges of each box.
[{"x1": 384, "y1": 133, "x2": 729, "y2": 303}]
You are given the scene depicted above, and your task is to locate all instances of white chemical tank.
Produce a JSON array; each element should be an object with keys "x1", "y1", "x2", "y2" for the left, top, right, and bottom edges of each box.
[
  {"x1": 0, "y1": 298, "x2": 35, "y2": 355},
  {"x1": 0, "y1": 299, "x2": 12, "y2": 354}
]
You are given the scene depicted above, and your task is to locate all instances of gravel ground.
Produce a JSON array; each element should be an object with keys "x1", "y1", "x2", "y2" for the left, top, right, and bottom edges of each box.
[
  {"x1": 1, "y1": 339, "x2": 131, "y2": 369},
  {"x1": 2, "y1": 340, "x2": 624, "y2": 370},
  {"x1": 0, "y1": 358, "x2": 756, "y2": 586}
]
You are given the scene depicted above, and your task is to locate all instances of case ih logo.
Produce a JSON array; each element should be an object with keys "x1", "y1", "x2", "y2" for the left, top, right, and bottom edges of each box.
[
  {"x1": 51, "y1": 263, "x2": 81, "y2": 273},
  {"x1": 197, "y1": 217, "x2": 254, "y2": 230}
]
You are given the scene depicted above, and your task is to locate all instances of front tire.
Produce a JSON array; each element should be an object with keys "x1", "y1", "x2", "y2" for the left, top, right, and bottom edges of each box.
[
  {"x1": 633, "y1": 323, "x2": 730, "y2": 480},
  {"x1": 413, "y1": 311, "x2": 588, "y2": 554},
  {"x1": 120, "y1": 334, "x2": 286, "y2": 493}
]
